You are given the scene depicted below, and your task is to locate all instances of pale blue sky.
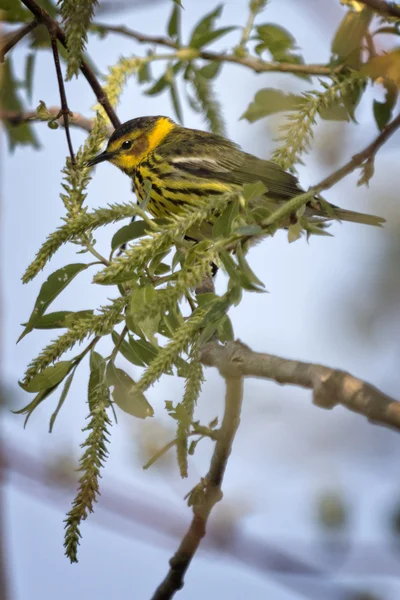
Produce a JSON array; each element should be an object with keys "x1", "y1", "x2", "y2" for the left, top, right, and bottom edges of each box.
[{"x1": 2, "y1": 1, "x2": 400, "y2": 599}]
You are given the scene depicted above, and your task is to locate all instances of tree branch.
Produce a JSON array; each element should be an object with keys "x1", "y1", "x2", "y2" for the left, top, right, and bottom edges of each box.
[
  {"x1": 316, "y1": 111, "x2": 400, "y2": 191},
  {"x1": 359, "y1": 0, "x2": 400, "y2": 18},
  {"x1": 92, "y1": 22, "x2": 341, "y2": 77},
  {"x1": 200, "y1": 341, "x2": 400, "y2": 433},
  {"x1": 20, "y1": 0, "x2": 120, "y2": 128},
  {"x1": 0, "y1": 107, "x2": 113, "y2": 135},
  {"x1": 151, "y1": 375, "x2": 244, "y2": 600},
  {"x1": 49, "y1": 34, "x2": 75, "y2": 163},
  {"x1": 0, "y1": 19, "x2": 39, "y2": 62}
]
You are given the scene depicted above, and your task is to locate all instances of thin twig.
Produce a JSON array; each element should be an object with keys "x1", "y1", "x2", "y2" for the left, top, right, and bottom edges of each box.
[
  {"x1": 359, "y1": 0, "x2": 400, "y2": 18},
  {"x1": 200, "y1": 340, "x2": 400, "y2": 433},
  {"x1": 49, "y1": 34, "x2": 75, "y2": 164},
  {"x1": 152, "y1": 375, "x2": 243, "y2": 599},
  {"x1": 20, "y1": 0, "x2": 120, "y2": 128},
  {"x1": 0, "y1": 107, "x2": 111, "y2": 135},
  {"x1": 0, "y1": 19, "x2": 38, "y2": 62},
  {"x1": 91, "y1": 22, "x2": 342, "y2": 77},
  {"x1": 316, "y1": 111, "x2": 400, "y2": 191}
]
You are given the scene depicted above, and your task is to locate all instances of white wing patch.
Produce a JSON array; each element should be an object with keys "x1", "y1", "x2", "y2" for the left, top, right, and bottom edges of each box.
[{"x1": 171, "y1": 156, "x2": 230, "y2": 172}]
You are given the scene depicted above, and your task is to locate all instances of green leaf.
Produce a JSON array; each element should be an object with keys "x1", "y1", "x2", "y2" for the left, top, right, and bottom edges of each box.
[
  {"x1": 241, "y1": 88, "x2": 303, "y2": 123},
  {"x1": 13, "y1": 385, "x2": 59, "y2": 428},
  {"x1": 111, "y1": 220, "x2": 152, "y2": 251},
  {"x1": 148, "y1": 250, "x2": 170, "y2": 277},
  {"x1": 49, "y1": 367, "x2": 76, "y2": 432},
  {"x1": 128, "y1": 285, "x2": 160, "y2": 345},
  {"x1": 236, "y1": 244, "x2": 266, "y2": 291},
  {"x1": 373, "y1": 81, "x2": 397, "y2": 131},
  {"x1": 111, "y1": 331, "x2": 145, "y2": 367},
  {"x1": 0, "y1": 0, "x2": 32, "y2": 22},
  {"x1": 106, "y1": 362, "x2": 153, "y2": 418},
  {"x1": 24, "y1": 53, "x2": 36, "y2": 102},
  {"x1": 332, "y1": 8, "x2": 372, "y2": 68},
  {"x1": 88, "y1": 350, "x2": 107, "y2": 410},
  {"x1": 170, "y1": 76, "x2": 184, "y2": 123},
  {"x1": 198, "y1": 61, "x2": 222, "y2": 79},
  {"x1": 242, "y1": 181, "x2": 268, "y2": 201},
  {"x1": 145, "y1": 74, "x2": 170, "y2": 96},
  {"x1": 20, "y1": 361, "x2": 74, "y2": 393},
  {"x1": 0, "y1": 58, "x2": 40, "y2": 151},
  {"x1": 138, "y1": 61, "x2": 151, "y2": 84},
  {"x1": 189, "y1": 5, "x2": 223, "y2": 47},
  {"x1": 217, "y1": 315, "x2": 234, "y2": 343},
  {"x1": 361, "y1": 49, "x2": 400, "y2": 87},
  {"x1": 172, "y1": 0, "x2": 183, "y2": 6},
  {"x1": 287, "y1": 221, "x2": 303, "y2": 243},
  {"x1": 167, "y1": 3, "x2": 181, "y2": 40},
  {"x1": 235, "y1": 224, "x2": 263, "y2": 236},
  {"x1": 212, "y1": 199, "x2": 239, "y2": 238},
  {"x1": 129, "y1": 336, "x2": 159, "y2": 365},
  {"x1": 22, "y1": 310, "x2": 94, "y2": 330},
  {"x1": 18, "y1": 263, "x2": 89, "y2": 341},
  {"x1": 190, "y1": 26, "x2": 236, "y2": 50},
  {"x1": 255, "y1": 24, "x2": 296, "y2": 59}
]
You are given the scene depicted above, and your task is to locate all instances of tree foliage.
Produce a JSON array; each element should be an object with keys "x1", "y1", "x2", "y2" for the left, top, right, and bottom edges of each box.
[{"x1": 2, "y1": 0, "x2": 400, "y2": 579}]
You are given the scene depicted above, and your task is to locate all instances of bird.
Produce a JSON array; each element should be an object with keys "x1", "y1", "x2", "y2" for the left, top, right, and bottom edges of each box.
[{"x1": 87, "y1": 115, "x2": 384, "y2": 239}]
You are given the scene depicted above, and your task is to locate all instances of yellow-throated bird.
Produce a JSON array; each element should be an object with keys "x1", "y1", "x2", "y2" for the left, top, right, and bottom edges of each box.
[{"x1": 87, "y1": 115, "x2": 384, "y2": 234}]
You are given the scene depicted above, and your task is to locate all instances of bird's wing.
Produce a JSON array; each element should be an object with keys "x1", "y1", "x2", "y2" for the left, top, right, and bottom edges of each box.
[{"x1": 158, "y1": 131, "x2": 302, "y2": 199}]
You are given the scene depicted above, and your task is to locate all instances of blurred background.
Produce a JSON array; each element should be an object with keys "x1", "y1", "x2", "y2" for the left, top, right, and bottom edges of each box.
[{"x1": 2, "y1": 0, "x2": 400, "y2": 598}]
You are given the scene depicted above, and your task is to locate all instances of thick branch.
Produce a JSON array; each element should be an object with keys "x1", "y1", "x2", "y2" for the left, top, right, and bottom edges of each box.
[
  {"x1": 92, "y1": 22, "x2": 340, "y2": 77},
  {"x1": 152, "y1": 376, "x2": 243, "y2": 600},
  {"x1": 20, "y1": 0, "x2": 120, "y2": 128},
  {"x1": 200, "y1": 341, "x2": 400, "y2": 433},
  {"x1": 0, "y1": 19, "x2": 38, "y2": 62},
  {"x1": 359, "y1": 0, "x2": 400, "y2": 18}
]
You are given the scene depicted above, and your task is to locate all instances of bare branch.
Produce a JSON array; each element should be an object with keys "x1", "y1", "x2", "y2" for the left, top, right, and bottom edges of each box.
[
  {"x1": 49, "y1": 34, "x2": 75, "y2": 163},
  {"x1": 92, "y1": 22, "x2": 341, "y2": 77},
  {"x1": 200, "y1": 341, "x2": 400, "y2": 433},
  {"x1": 0, "y1": 107, "x2": 113, "y2": 135},
  {"x1": 316, "y1": 111, "x2": 400, "y2": 191},
  {"x1": 20, "y1": 0, "x2": 120, "y2": 128},
  {"x1": 0, "y1": 19, "x2": 38, "y2": 62},
  {"x1": 359, "y1": 0, "x2": 400, "y2": 18},
  {"x1": 152, "y1": 376, "x2": 244, "y2": 599}
]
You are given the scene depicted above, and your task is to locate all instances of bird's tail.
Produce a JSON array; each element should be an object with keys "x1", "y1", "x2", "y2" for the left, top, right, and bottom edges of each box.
[{"x1": 333, "y1": 207, "x2": 385, "y2": 227}]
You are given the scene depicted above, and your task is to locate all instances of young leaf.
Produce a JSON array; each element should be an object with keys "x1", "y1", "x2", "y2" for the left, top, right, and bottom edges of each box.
[
  {"x1": 372, "y1": 81, "x2": 397, "y2": 131},
  {"x1": 106, "y1": 362, "x2": 153, "y2": 418},
  {"x1": 169, "y1": 76, "x2": 184, "y2": 123},
  {"x1": 255, "y1": 24, "x2": 296, "y2": 59},
  {"x1": 241, "y1": 89, "x2": 303, "y2": 123},
  {"x1": 19, "y1": 263, "x2": 89, "y2": 341},
  {"x1": 236, "y1": 244, "x2": 266, "y2": 291},
  {"x1": 129, "y1": 336, "x2": 159, "y2": 365},
  {"x1": 190, "y1": 27, "x2": 237, "y2": 50},
  {"x1": 23, "y1": 310, "x2": 94, "y2": 330},
  {"x1": 49, "y1": 367, "x2": 77, "y2": 432},
  {"x1": 361, "y1": 49, "x2": 400, "y2": 87},
  {"x1": 242, "y1": 181, "x2": 268, "y2": 202},
  {"x1": 189, "y1": 5, "x2": 223, "y2": 47},
  {"x1": 13, "y1": 384, "x2": 59, "y2": 428},
  {"x1": 111, "y1": 220, "x2": 152, "y2": 251},
  {"x1": 167, "y1": 3, "x2": 181, "y2": 41},
  {"x1": 332, "y1": 8, "x2": 372, "y2": 68},
  {"x1": 111, "y1": 331, "x2": 146, "y2": 367},
  {"x1": 198, "y1": 61, "x2": 222, "y2": 79},
  {"x1": 217, "y1": 315, "x2": 234, "y2": 343},
  {"x1": 212, "y1": 199, "x2": 239, "y2": 238},
  {"x1": 287, "y1": 221, "x2": 303, "y2": 243},
  {"x1": 24, "y1": 53, "x2": 36, "y2": 102},
  {"x1": 20, "y1": 361, "x2": 74, "y2": 393}
]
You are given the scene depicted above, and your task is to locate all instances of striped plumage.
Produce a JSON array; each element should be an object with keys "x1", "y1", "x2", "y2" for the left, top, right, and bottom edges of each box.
[{"x1": 87, "y1": 115, "x2": 384, "y2": 232}]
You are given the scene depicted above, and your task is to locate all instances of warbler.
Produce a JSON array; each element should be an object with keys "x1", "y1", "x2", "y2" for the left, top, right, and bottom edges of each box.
[{"x1": 87, "y1": 115, "x2": 384, "y2": 235}]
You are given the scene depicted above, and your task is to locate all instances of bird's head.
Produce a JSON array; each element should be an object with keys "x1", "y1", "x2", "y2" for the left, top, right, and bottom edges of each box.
[{"x1": 87, "y1": 116, "x2": 176, "y2": 174}]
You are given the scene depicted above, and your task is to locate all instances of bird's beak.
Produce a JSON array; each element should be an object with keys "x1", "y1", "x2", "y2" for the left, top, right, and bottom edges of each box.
[{"x1": 86, "y1": 150, "x2": 114, "y2": 167}]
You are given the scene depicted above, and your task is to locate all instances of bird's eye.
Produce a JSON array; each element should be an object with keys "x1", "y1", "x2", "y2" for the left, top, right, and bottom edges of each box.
[{"x1": 121, "y1": 140, "x2": 132, "y2": 150}]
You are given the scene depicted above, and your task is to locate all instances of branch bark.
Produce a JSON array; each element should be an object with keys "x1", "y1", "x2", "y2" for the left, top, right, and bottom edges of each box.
[
  {"x1": 0, "y1": 19, "x2": 38, "y2": 62},
  {"x1": 20, "y1": 0, "x2": 120, "y2": 128},
  {"x1": 200, "y1": 340, "x2": 400, "y2": 433},
  {"x1": 151, "y1": 375, "x2": 244, "y2": 600},
  {"x1": 92, "y1": 22, "x2": 341, "y2": 77}
]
